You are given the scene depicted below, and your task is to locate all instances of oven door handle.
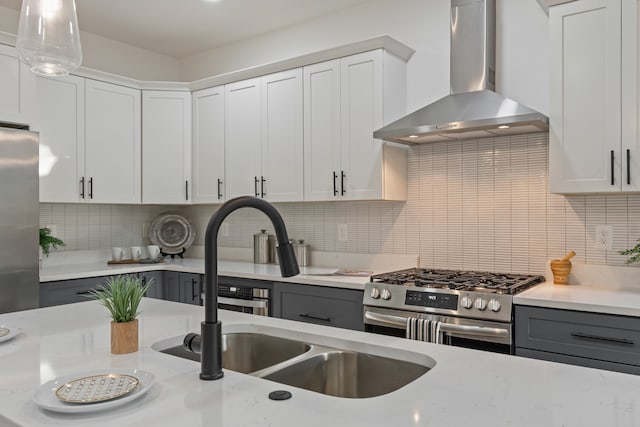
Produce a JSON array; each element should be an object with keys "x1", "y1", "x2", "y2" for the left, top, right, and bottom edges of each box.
[
  {"x1": 217, "y1": 296, "x2": 268, "y2": 309},
  {"x1": 364, "y1": 312, "x2": 509, "y2": 338}
]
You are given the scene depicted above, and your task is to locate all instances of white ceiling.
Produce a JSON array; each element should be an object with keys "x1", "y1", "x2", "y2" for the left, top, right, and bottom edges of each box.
[{"x1": 0, "y1": 0, "x2": 374, "y2": 58}]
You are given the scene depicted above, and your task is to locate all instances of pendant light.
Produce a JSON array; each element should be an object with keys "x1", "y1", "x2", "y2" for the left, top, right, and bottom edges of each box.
[{"x1": 16, "y1": 0, "x2": 83, "y2": 76}]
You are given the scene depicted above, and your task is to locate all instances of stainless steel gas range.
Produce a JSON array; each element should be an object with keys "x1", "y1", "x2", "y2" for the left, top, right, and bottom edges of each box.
[{"x1": 363, "y1": 268, "x2": 545, "y2": 354}]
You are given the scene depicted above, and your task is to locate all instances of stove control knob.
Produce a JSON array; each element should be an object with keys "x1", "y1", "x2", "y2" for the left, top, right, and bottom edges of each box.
[
  {"x1": 474, "y1": 298, "x2": 488, "y2": 311},
  {"x1": 460, "y1": 295, "x2": 473, "y2": 309},
  {"x1": 488, "y1": 299, "x2": 501, "y2": 312},
  {"x1": 381, "y1": 289, "x2": 392, "y2": 301},
  {"x1": 370, "y1": 287, "x2": 381, "y2": 299}
]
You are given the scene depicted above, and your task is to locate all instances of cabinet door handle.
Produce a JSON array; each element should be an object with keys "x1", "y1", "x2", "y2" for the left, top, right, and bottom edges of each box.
[
  {"x1": 333, "y1": 171, "x2": 338, "y2": 196},
  {"x1": 570, "y1": 332, "x2": 634, "y2": 345},
  {"x1": 217, "y1": 178, "x2": 223, "y2": 200},
  {"x1": 611, "y1": 150, "x2": 615, "y2": 186},
  {"x1": 299, "y1": 313, "x2": 331, "y2": 323},
  {"x1": 185, "y1": 180, "x2": 189, "y2": 201},
  {"x1": 80, "y1": 177, "x2": 85, "y2": 199},
  {"x1": 627, "y1": 149, "x2": 631, "y2": 185},
  {"x1": 254, "y1": 176, "x2": 259, "y2": 197},
  {"x1": 89, "y1": 177, "x2": 94, "y2": 199},
  {"x1": 341, "y1": 170, "x2": 346, "y2": 196},
  {"x1": 191, "y1": 279, "x2": 198, "y2": 300},
  {"x1": 261, "y1": 176, "x2": 266, "y2": 198}
]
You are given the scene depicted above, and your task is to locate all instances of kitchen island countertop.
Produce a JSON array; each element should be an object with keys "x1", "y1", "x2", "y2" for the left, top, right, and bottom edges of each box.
[{"x1": 2, "y1": 299, "x2": 640, "y2": 426}]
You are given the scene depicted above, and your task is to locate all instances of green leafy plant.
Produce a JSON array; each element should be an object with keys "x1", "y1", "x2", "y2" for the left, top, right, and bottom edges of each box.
[
  {"x1": 619, "y1": 240, "x2": 640, "y2": 264},
  {"x1": 87, "y1": 275, "x2": 152, "y2": 323},
  {"x1": 39, "y1": 227, "x2": 64, "y2": 256}
]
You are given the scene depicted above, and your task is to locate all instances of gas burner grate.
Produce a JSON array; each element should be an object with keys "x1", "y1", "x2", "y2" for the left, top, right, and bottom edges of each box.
[{"x1": 371, "y1": 268, "x2": 544, "y2": 294}]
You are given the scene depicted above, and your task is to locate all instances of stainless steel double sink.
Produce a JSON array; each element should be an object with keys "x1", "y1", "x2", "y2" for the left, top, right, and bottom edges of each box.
[{"x1": 152, "y1": 326, "x2": 435, "y2": 398}]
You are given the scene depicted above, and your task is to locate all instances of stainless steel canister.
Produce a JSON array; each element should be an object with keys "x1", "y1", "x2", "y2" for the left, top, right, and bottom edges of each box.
[
  {"x1": 253, "y1": 229, "x2": 273, "y2": 264},
  {"x1": 293, "y1": 239, "x2": 311, "y2": 267}
]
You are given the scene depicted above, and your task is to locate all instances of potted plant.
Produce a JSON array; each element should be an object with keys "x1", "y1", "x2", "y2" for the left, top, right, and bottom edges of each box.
[
  {"x1": 87, "y1": 275, "x2": 152, "y2": 354},
  {"x1": 620, "y1": 240, "x2": 640, "y2": 264},
  {"x1": 39, "y1": 227, "x2": 64, "y2": 266}
]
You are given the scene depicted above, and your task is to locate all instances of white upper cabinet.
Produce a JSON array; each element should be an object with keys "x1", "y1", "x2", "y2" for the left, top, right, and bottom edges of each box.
[
  {"x1": 303, "y1": 50, "x2": 408, "y2": 201},
  {"x1": 225, "y1": 70, "x2": 303, "y2": 202},
  {"x1": 0, "y1": 44, "x2": 35, "y2": 126},
  {"x1": 142, "y1": 90, "x2": 192, "y2": 204},
  {"x1": 225, "y1": 77, "x2": 262, "y2": 200},
  {"x1": 192, "y1": 86, "x2": 225, "y2": 203},
  {"x1": 549, "y1": 0, "x2": 640, "y2": 193},
  {"x1": 261, "y1": 69, "x2": 303, "y2": 202},
  {"x1": 622, "y1": 0, "x2": 640, "y2": 191},
  {"x1": 35, "y1": 75, "x2": 85, "y2": 203},
  {"x1": 85, "y1": 79, "x2": 141, "y2": 203}
]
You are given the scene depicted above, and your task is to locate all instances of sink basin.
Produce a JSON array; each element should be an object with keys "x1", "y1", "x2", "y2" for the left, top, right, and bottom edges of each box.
[
  {"x1": 159, "y1": 332, "x2": 311, "y2": 374},
  {"x1": 262, "y1": 350, "x2": 430, "y2": 398},
  {"x1": 153, "y1": 325, "x2": 434, "y2": 398}
]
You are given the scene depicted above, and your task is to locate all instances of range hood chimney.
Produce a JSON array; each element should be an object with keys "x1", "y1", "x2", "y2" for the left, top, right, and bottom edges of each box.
[{"x1": 374, "y1": 0, "x2": 548, "y2": 144}]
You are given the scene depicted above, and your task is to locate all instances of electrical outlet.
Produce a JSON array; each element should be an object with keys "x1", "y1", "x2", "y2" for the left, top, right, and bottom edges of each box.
[
  {"x1": 595, "y1": 225, "x2": 613, "y2": 250},
  {"x1": 221, "y1": 222, "x2": 229, "y2": 237},
  {"x1": 337, "y1": 223, "x2": 348, "y2": 242}
]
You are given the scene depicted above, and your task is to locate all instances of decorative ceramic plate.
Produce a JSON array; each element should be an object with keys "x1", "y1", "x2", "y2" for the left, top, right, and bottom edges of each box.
[
  {"x1": 149, "y1": 213, "x2": 195, "y2": 254},
  {"x1": 33, "y1": 369, "x2": 155, "y2": 414},
  {"x1": 55, "y1": 373, "x2": 139, "y2": 404},
  {"x1": 0, "y1": 325, "x2": 21, "y2": 343}
]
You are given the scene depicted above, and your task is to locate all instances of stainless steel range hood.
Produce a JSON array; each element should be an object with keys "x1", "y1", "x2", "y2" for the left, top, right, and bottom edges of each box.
[{"x1": 374, "y1": 0, "x2": 548, "y2": 145}]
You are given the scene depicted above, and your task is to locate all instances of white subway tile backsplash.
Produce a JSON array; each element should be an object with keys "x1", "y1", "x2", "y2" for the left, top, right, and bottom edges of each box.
[{"x1": 42, "y1": 133, "x2": 640, "y2": 274}]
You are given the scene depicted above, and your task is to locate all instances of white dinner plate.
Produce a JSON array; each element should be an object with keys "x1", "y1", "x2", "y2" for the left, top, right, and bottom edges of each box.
[
  {"x1": 33, "y1": 368, "x2": 155, "y2": 414},
  {"x1": 0, "y1": 325, "x2": 21, "y2": 343}
]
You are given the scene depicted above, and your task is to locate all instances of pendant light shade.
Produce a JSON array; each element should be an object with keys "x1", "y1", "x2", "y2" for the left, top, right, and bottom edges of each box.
[{"x1": 16, "y1": 0, "x2": 83, "y2": 76}]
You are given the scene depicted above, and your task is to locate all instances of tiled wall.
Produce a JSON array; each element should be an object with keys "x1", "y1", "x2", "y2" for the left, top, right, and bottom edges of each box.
[
  {"x1": 42, "y1": 133, "x2": 640, "y2": 275},
  {"x1": 39, "y1": 204, "x2": 167, "y2": 251}
]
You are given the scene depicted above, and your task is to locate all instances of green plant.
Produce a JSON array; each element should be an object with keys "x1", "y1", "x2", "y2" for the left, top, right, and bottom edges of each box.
[
  {"x1": 87, "y1": 275, "x2": 152, "y2": 323},
  {"x1": 620, "y1": 240, "x2": 640, "y2": 264},
  {"x1": 39, "y1": 227, "x2": 64, "y2": 256}
]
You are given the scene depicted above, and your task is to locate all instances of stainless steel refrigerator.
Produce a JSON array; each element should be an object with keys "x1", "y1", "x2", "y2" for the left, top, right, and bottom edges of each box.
[{"x1": 0, "y1": 126, "x2": 39, "y2": 313}]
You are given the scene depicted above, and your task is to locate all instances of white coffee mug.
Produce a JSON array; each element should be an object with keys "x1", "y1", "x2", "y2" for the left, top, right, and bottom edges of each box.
[
  {"x1": 130, "y1": 246, "x2": 143, "y2": 260},
  {"x1": 111, "y1": 247, "x2": 124, "y2": 261},
  {"x1": 147, "y1": 245, "x2": 161, "y2": 259}
]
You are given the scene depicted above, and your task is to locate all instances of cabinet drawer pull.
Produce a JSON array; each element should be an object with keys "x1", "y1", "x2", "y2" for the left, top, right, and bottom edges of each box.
[
  {"x1": 627, "y1": 149, "x2": 631, "y2": 185},
  {"x1": 570, "y1": 332, "x2": 634, "y2": 345},
  {"x1": 80, "y1": 177, "x2": 85, "y2": 199},
  {"x1": 299, "y1": 313, "x2": 331, "y2": 323},
  {"x1": 217, "y1": 178, "x2": 223, "y2": 200},
  {"x1": 611, "y1": 150, "x2": 615, "y2": 186}
]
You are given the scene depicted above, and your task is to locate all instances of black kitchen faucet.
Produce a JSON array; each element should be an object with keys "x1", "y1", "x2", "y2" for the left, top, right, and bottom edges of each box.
[{"x1": 193, "y1": 196, "x2": 299, "y2": 380}]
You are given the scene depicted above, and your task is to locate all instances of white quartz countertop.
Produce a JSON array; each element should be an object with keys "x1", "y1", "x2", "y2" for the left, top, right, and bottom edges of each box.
[
  {"x1": 515, "y1": 280, "x2": 640, "y2": 316},
  {"x1": 514, "y1": 263, "x2": 640, "y2": 316},
  {"x1": 1, "y1": 299, "x2": 640, "y2": 426},
  {"x1": 39, "y1": 258, "x2": 375, "y2": 291}
]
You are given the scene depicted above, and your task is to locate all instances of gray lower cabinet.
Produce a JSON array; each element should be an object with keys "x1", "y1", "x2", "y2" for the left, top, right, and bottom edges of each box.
[
  {"x1": 40, "y1": 272, "x2": 164, "y2": 307},
  {"x1": 163, "y1": 271, "x2": 202, "y2": 305},
  {"x1": 139, "y1": 271, "x2": 164, "y2": 299},
  {"x1": 515, "y1": 305, "x2": 640, "y2": 375},
  {"x1": 272, "y1": 282, "x2": 364, "y2": 331}
]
